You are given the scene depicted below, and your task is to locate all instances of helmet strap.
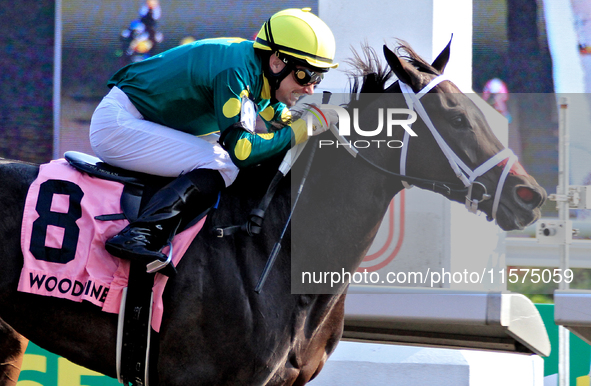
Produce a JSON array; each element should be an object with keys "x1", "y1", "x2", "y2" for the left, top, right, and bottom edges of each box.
[
  {"x1": 260, "y1": 18, "x2": 294, "y2": 102},
  {"x1": 262, "y1": 51, "x2": 293, "y2": 103}
]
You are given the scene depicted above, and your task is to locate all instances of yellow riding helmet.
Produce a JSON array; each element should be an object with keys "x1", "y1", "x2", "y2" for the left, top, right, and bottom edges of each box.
[{"x1": 253, "y1": 8, "x2": 338, "y2": 70}]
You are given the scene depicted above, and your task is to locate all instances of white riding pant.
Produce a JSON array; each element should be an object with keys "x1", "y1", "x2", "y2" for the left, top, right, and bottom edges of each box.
[{"x1": 89, "y1": 86, "x2": 239, "y2": 187}]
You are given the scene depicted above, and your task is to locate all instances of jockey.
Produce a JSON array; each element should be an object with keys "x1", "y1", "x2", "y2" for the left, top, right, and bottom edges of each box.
[{"x1": 89, "y1": 8, "x2": 339, "y2": 273}]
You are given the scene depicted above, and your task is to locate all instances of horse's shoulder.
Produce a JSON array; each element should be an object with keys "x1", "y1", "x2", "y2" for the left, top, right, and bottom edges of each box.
[
  {"x1": 221, "y1": 159, "x2": 288, "y2": 203},
  {"x1": 199, "y1": 158, "x2": 291, "y2": 242}
]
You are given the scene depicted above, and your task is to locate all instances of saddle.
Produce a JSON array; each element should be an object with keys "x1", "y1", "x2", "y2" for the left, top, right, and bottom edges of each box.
[
  {"x1": 65, "y1": 151, "x2": 172, "y2": 220},
  {"x1": 64, "y1": 151, "x2": 182, "y2": 386}
]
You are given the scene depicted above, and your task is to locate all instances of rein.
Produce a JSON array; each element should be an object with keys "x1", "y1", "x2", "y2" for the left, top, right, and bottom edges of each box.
[{"x1": 335, "y1": 138, "x2": 469, "y2": 197}]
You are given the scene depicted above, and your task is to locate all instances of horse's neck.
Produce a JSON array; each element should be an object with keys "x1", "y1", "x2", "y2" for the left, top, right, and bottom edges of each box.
[
  {"x1": 294, "y1": 143, "x2": 403, "y2": 282},
  {"x1": 210, "y1": 142, "x2": 403, "y2": 293}
]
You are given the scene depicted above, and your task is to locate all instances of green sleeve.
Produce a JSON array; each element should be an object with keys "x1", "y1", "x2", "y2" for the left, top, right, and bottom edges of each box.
[
  {"x1": 222, "y1": 126, "x2": 294, "y2": 168},
  {"x1": 213, "y1": 69, "x2": 295, "y2": 168}
]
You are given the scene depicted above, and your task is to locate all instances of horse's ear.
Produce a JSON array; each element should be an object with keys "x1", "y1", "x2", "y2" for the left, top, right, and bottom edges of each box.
[
  {"x1": 431, "y1": 35, "x2": 452, "y2": 73},
  {"x1": 383, "y1": 45, "x2": 417, "y2": 88}
]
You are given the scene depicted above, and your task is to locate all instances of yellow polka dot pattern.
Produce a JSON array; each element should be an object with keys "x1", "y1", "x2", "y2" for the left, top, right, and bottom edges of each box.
[
  {"x1": 260, "y1": 105, "x2": 275, "y2": 121},
  {"x1": 257, "y1": 133, "x2": 275, "y2": 140},
  {"x1": 281, "y1": 108, "x2": 292, "y2": 123},
  {"x1": 234, "y1": 133, "x2": 277, "y2": 161},
  {"x1": 234, "y1": 138, "x2": 252, "y2": 160},
  {"x1": 222, "y1": 90, "x2": 250, "y2": 118},
  {"x1": 222, "y1": 98, "x2": 241, "y2": 118}
]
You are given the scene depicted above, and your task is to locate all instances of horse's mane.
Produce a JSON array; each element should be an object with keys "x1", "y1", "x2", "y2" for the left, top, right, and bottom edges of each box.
[
  {"x1": 346, "y1": 40, "x2": 440, "y2": 96},
  {"x1": 346, "y1": 43, "x2": 392, "y2": 95}
]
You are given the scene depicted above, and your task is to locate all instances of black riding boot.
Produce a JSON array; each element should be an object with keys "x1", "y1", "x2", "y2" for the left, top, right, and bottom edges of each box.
[{"x1": 105, "y1": 169, "x2": 224, "y2": 273}]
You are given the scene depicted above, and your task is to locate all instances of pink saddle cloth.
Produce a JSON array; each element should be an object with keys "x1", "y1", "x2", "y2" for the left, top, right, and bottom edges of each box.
[{"x1": 18, "y1": 159, "x2": 205, "y2": 332}]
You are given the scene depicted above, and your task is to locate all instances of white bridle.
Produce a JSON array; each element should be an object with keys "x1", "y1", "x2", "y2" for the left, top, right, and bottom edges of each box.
[{"x1": 398, "y1": 75, "x2": 518, "y2": 220}]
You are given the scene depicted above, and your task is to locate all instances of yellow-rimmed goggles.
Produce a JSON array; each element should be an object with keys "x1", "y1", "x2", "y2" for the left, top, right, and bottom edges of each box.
[{"x1": 293, "y1": 67, "x2": 323, "y2": 86}]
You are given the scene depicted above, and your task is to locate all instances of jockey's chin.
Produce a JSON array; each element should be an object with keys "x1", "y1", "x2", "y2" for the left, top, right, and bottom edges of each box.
[{"x1": 275, "y1": 78, "x2": 315, "y2": 107}]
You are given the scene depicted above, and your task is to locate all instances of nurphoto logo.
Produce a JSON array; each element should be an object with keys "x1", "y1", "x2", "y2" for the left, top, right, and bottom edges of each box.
[{"x1": 306, "y1": 104, "x2": 418, "y2": 149}]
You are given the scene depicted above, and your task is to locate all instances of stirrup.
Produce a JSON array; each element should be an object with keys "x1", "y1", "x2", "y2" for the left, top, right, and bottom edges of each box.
[{"x1": 146, "y1": 242, "x2": 174, "y2": 274}]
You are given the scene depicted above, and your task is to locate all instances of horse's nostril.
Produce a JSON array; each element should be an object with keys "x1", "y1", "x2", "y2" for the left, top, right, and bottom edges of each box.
[{"x1": 516, "y1": 186, "x2": 535, "y2": 202}]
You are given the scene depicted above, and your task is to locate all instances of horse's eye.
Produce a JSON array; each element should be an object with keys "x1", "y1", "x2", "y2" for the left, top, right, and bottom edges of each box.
[{"x1": 450, "y1": 114, "x2": 468, "y2": 129}]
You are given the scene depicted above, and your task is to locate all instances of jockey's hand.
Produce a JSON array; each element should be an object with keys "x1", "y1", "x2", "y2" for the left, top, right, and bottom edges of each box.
[{"x1": 301, "y1": 104, "x2": 338, "y2": 136}]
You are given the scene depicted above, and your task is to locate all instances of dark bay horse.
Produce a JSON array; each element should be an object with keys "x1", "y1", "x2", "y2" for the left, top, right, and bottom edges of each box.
[{"x1": 0, "y1": 41, "x2": 546, "y2": 385}]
